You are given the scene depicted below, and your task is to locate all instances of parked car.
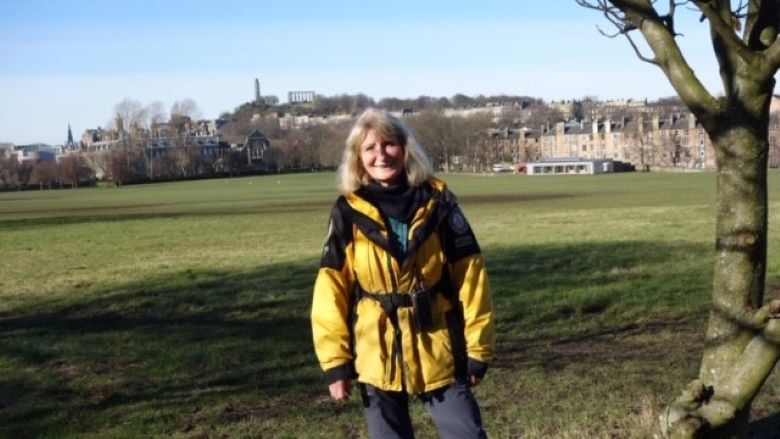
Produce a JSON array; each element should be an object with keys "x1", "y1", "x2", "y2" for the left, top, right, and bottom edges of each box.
[{"x1": 492, "y1": 163, "x2": 513, "y2": 173}]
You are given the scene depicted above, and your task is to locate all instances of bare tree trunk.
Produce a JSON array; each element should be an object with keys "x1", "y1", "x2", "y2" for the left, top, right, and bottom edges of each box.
[
  {"x1": 576, "y1": 0, "x2": 780, "y2": 436},
  {"x1": 704, "y1": 125, "x2": 767, "y2": 436},
  {"x1": 662, "y1": 119, "x2": 780, "y2": 438}
]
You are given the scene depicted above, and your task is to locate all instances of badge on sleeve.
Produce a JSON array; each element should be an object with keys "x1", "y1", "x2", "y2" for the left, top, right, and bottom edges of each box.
[{"x1": 449, "y1": 207, "x2": 469, "y2": 235}]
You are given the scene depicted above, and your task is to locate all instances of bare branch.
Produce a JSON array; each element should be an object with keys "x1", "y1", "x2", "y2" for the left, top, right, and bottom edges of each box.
[
  {"x1": 596, "y1": 24, "x2": 622, "y2": 38},
  {"x1": 662, "y1": 0, "x2": 678, "y2": 35},
  {"x1": 575, "y1": 0, "x2": 613, "y2": 11},
  {"x1": 578, "y1": 0, "x2": 719, "y2": 118},
  {"x1": 734, "y1": 0, "x2": 748, "y2": 18},
  {"x1": 578, "y1": 0, "x2": 660, "y2": 63},
  {"x1": 625, "y1": 29, "x2": 661, "y2": 64},
  {"x1": 693, "y1": 0, "x2": 756, "y2": 63},
  {"x1": 601, "y1": 4, "x2": 632, "y2": 29}
]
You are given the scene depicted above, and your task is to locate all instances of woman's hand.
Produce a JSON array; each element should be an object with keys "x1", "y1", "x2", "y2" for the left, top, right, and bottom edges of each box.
[
  {"x1": 329, "y1": 378, "x2": 351, "y2": 401},
  {"x1": 468, "y1": 375, "x2": 482, "y2": 387}
]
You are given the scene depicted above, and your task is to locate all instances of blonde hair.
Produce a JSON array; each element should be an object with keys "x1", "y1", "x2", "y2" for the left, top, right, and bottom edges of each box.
[{"x1": 337, "y1": 108, "x2": 433, "y2": 195}]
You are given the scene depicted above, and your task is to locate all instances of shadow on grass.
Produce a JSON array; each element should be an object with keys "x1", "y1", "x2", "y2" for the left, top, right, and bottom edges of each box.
[
  {"x1": 0, "y1": 239, "x2": 716, "y2": 436},
  {"x1": 0, "y1": 259, "x2": 320, "y2": 437},
  {"x1": 485, "y1": 240, "x2": 712, "y2": 371},
  {"x1": 489, "y1": 239, "x2": 711, "y2": 301}
]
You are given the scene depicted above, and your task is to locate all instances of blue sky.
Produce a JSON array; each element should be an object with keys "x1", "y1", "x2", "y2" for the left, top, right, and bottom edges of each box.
[{"x1": 1, "y1": 0, "x2": 730, "y2": 144}]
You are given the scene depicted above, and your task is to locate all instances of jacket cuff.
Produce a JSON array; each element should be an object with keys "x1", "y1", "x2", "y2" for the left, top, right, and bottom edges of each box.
[
  {"x1": 323, "y1": 363, "x2": 354, "y2": 384},
  {"x1": 467, "y1": 357, "x2": 489, "y2": 379}
]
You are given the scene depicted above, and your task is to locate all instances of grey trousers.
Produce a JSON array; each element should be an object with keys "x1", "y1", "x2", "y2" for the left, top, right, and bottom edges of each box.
[{"x1": 361, "y1": 381, "x2": 487, "y2": 439}]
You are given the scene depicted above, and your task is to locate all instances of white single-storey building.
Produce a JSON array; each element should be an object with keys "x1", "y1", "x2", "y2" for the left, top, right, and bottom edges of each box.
[{"x1": 526, "y1": 157, "x2": 614, "y2": 175}]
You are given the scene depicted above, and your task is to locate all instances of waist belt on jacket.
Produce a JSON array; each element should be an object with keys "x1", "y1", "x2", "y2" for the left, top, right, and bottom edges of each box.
[
  {"x1": 361, "y1": 291, "x2": 412, "y2": 310},
  {"x1": 356, "y1": 272, "x2": 452, "y2": 386}
]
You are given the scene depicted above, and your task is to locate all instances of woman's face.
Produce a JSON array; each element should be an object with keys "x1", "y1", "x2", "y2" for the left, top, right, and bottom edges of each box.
[{"x1": 359, "y1": 129, "x2": 405, "y2": 186}]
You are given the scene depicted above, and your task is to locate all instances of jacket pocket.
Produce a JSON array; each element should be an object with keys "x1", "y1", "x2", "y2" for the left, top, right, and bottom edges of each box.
[
  {"x1": 414, "y1": 295, "x2": 455, "y2": 384},
  {"x1": 415, "y1": 324, "x2": 455, "y2": 384}
]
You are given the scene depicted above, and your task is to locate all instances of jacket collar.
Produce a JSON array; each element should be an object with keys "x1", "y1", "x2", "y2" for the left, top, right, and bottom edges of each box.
[
  {"x1": 345, "y1": 177, "x2": 446, "y2": 229},
  {"x1": 342, "y1": 177, "x2": 446, "y2": 264}
]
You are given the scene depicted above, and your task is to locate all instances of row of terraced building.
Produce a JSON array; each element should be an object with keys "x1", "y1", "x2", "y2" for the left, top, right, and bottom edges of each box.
[
  {"x1": 538, "y1": 114, "x2": 715, "y2": 170},
  {"x1": 481, "y1": 97, "x2": 780, "y2": 171}
]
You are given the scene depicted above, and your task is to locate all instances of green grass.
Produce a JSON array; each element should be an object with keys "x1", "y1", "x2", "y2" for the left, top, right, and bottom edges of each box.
[{"x1": 1, "y1": 171, "x2": 779, "y2": 438}]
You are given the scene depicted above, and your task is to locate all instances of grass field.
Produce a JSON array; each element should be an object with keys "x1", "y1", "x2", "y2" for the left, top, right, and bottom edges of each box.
[{"x1": 1, "y1": 171, "x2": 779, "y2": 438}]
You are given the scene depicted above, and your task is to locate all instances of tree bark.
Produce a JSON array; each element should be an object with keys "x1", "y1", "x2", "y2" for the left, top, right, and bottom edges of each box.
[
  {"x1": 660, "y1": 92, "x2": 779, "y2": 439},
  {"x1": 699, "y1": 123, "x2": 768, "y2": 437},
  {"x1": 576, "y1": 1, "x2": 780, "y2": 437}
]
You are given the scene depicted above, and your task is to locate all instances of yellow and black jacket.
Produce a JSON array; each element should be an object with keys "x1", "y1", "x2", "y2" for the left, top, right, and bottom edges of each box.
[{"x1": 311, "y1": 177, "x2": 494, "y2": 394}]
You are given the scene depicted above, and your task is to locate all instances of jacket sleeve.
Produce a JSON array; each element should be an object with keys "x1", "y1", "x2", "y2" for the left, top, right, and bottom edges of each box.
[
  {"x1": 452, "y1": 253, "x2": 495, "y2": 365},
  {"x1": 311, "y1": 202, "x2": 355, "y2": 382},
  {"x1": 439, "y1": 201, "x2": 495, "y2": 367}
]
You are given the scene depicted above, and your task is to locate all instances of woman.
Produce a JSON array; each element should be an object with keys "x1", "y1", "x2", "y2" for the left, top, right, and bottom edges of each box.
[{"x1": 311, "y1": 108, "x2": 495, "y2": 438}]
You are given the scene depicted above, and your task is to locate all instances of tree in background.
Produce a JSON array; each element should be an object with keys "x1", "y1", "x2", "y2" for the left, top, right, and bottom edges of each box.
[
  {"x1": 216, "y1": 117, "x2": 254, "y2": 146},
  {"x1": 578, "y1": 1, "x2": 780, "y2": 437},
  {"x1": 58, "y1": 155, "x2": 94, "y2": 188},
  {"x1": 28, "y1": 161, "x2": 59, "y2": 190},
  {"x1": 451, "y1": 113, "x2": 494, "y2": 172},
  {"x1": 107, "y1": 147, "x2": 145, "y2": 186},
  {"x1": 460, "y1": 117, "x2": 493, "y2": 173},
  {"x1": 219, "y1": 149, "x2": 249, "y2": 176},
  {"x1": 409, "y1": 111, "x2": 500, "y2": 172},
  {"x1": 300, "y1": 122, "x2": 350, "y2": 170},
  {"x1": 451, "y1": 93, "x2": 477, "y2": 108},
  {"x1": 113, "y1": 98, "x2": 147, "y2": 136},
  {"x1": 311, "y1": 93, "x2": 376, "y2": 115},
  {"x1": 153, "y1": 153, "x2": 180, "y2": 180},
  {"x1": 169, "y1": 114, "x2": 193, "y2": 138},
  {"x1": 142, "y1": 101, "x2": 167, "y2": 180},
  {"x1": 169, "y1": 145, "x2": 201, "y2": 178},
  {"x1": 571, "y1": 96, "x2": 600, "y2": 121},
  {"x1": 407, "y1": 110, "x2": 457, "y2": 171},
  {"x1": 262, "y1": 95, "x2": 279, "y2": 106},
  {"x1": 170, "y1": 98, "x2": 201, "y2": 121},
  {"x1": 113, "y1": 98, "x2": 149, "y2": 184},
  {"x1": 278, "y1": 132, "x2": 304, "y2": 170},
  {"x1": 17, "y1": 162, "x2": 33, "y2": 189},
  {"x1": 0, "y1": 156, "x2": 20, "y2": 190},
  {"x1": 376, "y1": 96, "x2": 409, "y2": 111},
  {"x1": 523, "y1": 104, "x2": 565, "y2": 132},
  {"x1": 263, "y1": 145, "x2": 284, "y2": 173},
  {"x1": 144, "y1": 101, "x2": 167, "y2": 130}
]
